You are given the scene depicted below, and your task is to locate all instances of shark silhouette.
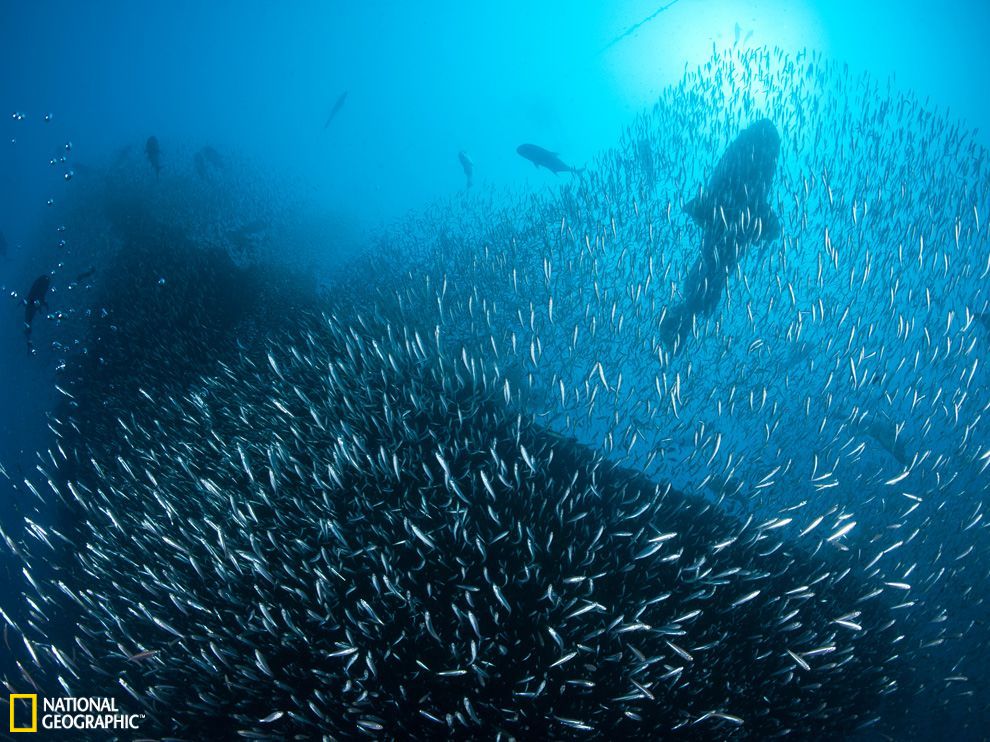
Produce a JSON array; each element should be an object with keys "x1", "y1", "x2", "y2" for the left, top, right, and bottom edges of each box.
[
  {"x1": 23, "y1": 273, "x2": 51, "y2": 352},
  {"x1": 516, "y1": 144, "x2": 584, "y2": 175},
  {"x1": 661, "y1": 118, "x2": 781, "y2": 348}
]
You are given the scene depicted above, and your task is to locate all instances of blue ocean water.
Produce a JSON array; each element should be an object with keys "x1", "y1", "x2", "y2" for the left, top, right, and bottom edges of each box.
[{"x1": 0, "y1": 1, "x2": 988, "y2": 738}]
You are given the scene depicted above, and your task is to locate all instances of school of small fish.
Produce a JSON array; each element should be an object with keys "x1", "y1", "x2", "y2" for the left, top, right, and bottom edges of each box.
[{"x1": 1, "y1": 47, "x2": 988, "y2": 739}]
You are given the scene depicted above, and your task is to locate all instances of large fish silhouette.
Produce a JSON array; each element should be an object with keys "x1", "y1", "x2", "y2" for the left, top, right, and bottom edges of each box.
[
  {"x1": 145, "y1": 136, "x2": 161, "y2": 180},
  {"x1": 661, "y1": 118, "x2": 781, "y2": 347},
  {"x1": 23, "y1": 273, "x2": 51, "y2": 352},
  {"x1": 516, "y1": 143, "x2": 584, "y2": 175}
]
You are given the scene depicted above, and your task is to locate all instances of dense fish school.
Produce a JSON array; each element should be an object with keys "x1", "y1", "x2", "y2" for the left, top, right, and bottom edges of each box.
[{"x1": 1, "y1": 48, "x2": 988, "y2": 739}]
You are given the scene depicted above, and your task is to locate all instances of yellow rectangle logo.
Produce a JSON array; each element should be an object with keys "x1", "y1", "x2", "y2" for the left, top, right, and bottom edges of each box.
[{"x1": 9, "y1": 694, "x2": 37, "y2": 733}]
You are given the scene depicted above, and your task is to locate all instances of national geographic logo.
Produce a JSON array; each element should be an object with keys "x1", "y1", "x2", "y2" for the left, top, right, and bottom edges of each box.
[
  {"x1": 9, "y1": 695, "x2": 36, "y2": 733},
  {"x1": 9, "y1": 695, "x2": 142, "y2": 733}
]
